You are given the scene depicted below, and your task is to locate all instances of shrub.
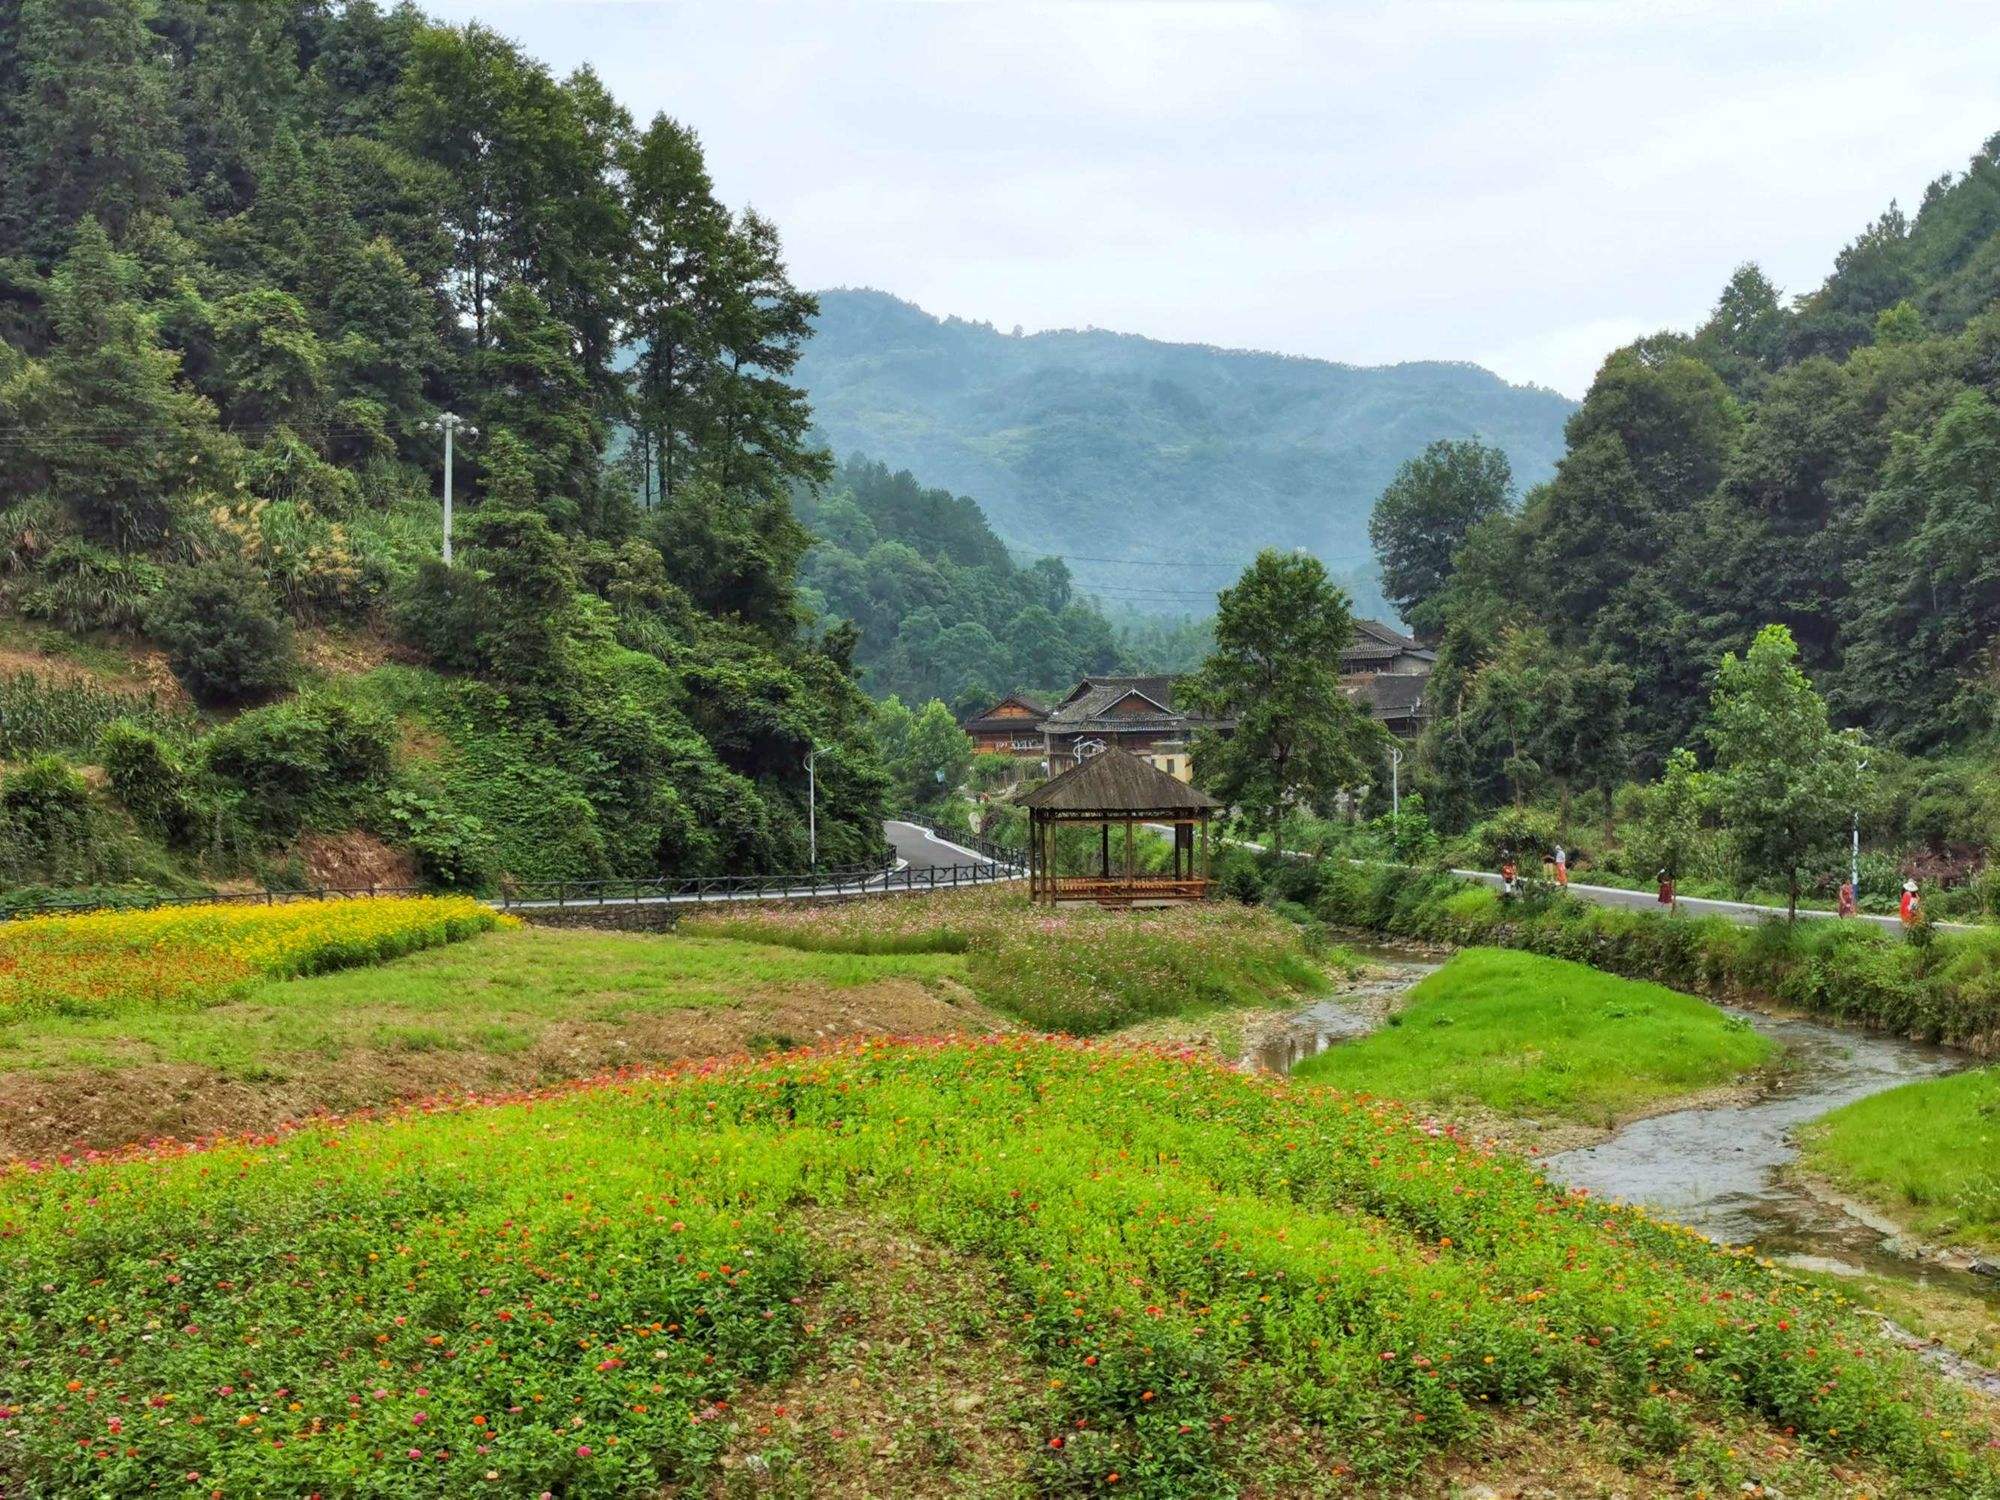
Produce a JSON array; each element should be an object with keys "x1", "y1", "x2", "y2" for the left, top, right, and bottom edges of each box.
[
  {"x1": 14, "y1": 536, "x2": 163, "y2": 632},
  {"x1": 0, "y1": 755, "x2": 94, "y2": 855},
  {"x1": 200, "y1": 695, "x2": 395, "y2": 836},
  {"x1": 1459, "y1": 805, "x2": 1560, "y2": 865},
  {"x1": 384, "y1": 785, "x2": 498, "y2": 890},
  {"x1": 100, "y1": 718, "x2": 200, "y2": 845},
  {"x1": 146, "y1": 559, "x2": 297, "y2": 706}
]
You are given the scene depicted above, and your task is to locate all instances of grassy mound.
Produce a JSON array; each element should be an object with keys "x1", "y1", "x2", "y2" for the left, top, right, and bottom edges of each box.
[
  {"x1": 1315, "y1": 861, "x2": 2000, "y2": 1049},
  {"x1": 1, "y1": 1039, "x2": 1992, "y2": 1496},
  {"x1": 681, "y1": 887, "x2": 1334, "y2": 1033},
  {"x1": 0, "y1": 896, "x2": 510, "y2": 1019},
  {"x1": 1295, "y1": 948, "x2": 1775, "y2": 1128},
  {"x1": 1802, "y1": 1065, "x2": 2000, "y2": 1253}
]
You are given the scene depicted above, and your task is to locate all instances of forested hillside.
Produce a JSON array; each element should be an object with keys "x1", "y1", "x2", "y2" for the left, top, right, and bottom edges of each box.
[
  {"x1": 0, "y1": 0, "x2": 887, "y2": 898},
  {"x1": 796, "y1": 456, "x2": 1128, "y2": 708},
  {"x1": 1401, "y1": 132, "x2": 2000, "y2": 835},
  {"x1": 794, "y1": 287, "x2": 1575, "y2": 612}
]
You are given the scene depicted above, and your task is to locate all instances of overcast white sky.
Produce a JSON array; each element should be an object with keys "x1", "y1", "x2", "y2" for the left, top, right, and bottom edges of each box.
[{"x1": 421, "y1": 0, "x2": 1999, "y2": 397}]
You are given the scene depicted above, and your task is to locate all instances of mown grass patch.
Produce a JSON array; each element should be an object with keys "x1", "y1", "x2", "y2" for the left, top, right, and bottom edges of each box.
[
  {"x1": 0, "y1": 896, "x2": 510, "y2": 1020},
  {"x1": 1801, "y1": 1065, "x2": 2000, "y2": 1253},
  {"x1": 681, "y1": 888, "x2": 1333, "y2": 1034},
  {"x1": 1294, "y1": 948, "x2": 1774, "y2": 1128},
  {"x1": 0, "y1": 1039, "x2": 1991, "y2": 1496}
]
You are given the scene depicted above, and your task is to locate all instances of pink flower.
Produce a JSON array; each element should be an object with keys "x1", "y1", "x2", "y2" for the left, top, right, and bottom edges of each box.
[
  {"x1": 411, "y1": 1412, "x2": 428, "y2": 1427},
  {"x1": 577, "y1": 1444, "x2": 593, "y2": 1458},
  {"x1": 407, "y1": 1447, "x2": 423, "y2": 1460}
]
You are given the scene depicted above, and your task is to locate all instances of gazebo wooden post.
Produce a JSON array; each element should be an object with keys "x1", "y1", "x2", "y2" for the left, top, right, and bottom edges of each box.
[
  {"x1": 1123, "y1": 819, "x2": 1135, "y2": 888},
  {"x1": 1100, "y1": 821, "x2": 1110, "y2": 879}
]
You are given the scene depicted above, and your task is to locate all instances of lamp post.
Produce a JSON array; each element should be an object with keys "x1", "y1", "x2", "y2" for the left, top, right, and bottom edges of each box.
[
  {"x1": 1389, "y1": 744, "x2": 1403, "y2": 827},
  {"x1": 426, "y1": 412, "x2": 477, "y2": 563},
  {"x1": 805, "y1": 743, "x2": 828, "y2": 868},
  {"x1": 1851, "y1": 758, "x2": 1868, "y2": 898}
]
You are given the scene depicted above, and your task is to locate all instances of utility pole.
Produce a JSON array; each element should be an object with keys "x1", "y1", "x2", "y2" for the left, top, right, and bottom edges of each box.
[
  {"x1": 427, "y1": 413, "x2": 477, "y2": 563},
  {"x1": 1851, "y1": 757, "x2": 1868, "y2": 898},
  {"x1": 806, "y1": 743, "x2": 828, "y2": 868},
  {"x1": 1389, "y1": 744, "x2": 1403, "y2": 825}
]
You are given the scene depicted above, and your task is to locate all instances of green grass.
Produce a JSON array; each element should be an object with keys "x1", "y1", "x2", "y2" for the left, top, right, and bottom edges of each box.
[
  {"x1": 2, "y1": 1039, "x2": 1991, "y2": 1496},
  {"x1": 1293, "y1": 948, "x2": 1775, "y2": 1127},
  {"x1": 682, "y1": 888, "x2": 1330, "y2": 1034},
  {"x1": 0, "y1": 926, "x2": 966, "y2": 1081},
  {"x1": 1800, "y1": 1065, "x2": 2000, "y2": 1252}
]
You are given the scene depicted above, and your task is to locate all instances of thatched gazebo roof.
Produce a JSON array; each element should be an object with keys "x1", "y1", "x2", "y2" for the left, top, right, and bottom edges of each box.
[{"x1": 1019, "y1": 746, "x2": 1219, "y2": 820}]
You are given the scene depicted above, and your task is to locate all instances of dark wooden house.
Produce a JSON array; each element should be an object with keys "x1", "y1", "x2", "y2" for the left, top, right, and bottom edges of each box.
[{"x1": 959, "y1": 693, "x2": 1051, "y2": 759}]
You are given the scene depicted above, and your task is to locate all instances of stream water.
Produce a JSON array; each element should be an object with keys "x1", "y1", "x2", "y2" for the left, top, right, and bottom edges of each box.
[{"x1": 1242, "y1": 946, "x2": 2000, "y2": 1389}]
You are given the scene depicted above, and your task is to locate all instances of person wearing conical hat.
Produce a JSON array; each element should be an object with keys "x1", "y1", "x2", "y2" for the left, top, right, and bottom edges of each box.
[{"x1": 1899, "y1": 878, "x2": 1921, "y2": 927}]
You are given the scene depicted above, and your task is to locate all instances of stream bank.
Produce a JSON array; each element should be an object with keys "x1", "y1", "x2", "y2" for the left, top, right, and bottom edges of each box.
[{"x1": 1243, "y1": 940, "x2": 2000, "y2": 1391}]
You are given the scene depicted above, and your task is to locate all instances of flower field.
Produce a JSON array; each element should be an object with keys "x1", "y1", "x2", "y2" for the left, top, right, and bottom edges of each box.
[
  {"x1": 0, "y1": 896, "x2": 511, "y2": 1019},
  {"x1": 682, "y1": 887, "x2": 1335, "y2": 1033},
  {"x1": 2, "y1": 1039, "x2": 1994, "y2": 1496}
]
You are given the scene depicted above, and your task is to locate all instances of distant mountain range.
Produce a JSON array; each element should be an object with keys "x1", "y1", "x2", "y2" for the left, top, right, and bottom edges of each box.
[{"x1": 795, "y1": 289, "x2": 1577, "y2": 617}]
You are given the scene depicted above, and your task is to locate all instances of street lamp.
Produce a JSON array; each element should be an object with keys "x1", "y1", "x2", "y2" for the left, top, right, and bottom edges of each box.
[
  {"x1": 426, "y1": 412, "x2": 477, "y2": 563},
  {"x1": 805, "y1": 743, "x2": 829, "y2": 868},
  {"x1": 1851, "y1": 757, "x2": 1869, "y2": 899},
  {"x1": 1388, "y1": 744, "x2": 1403, "y2": 825}
]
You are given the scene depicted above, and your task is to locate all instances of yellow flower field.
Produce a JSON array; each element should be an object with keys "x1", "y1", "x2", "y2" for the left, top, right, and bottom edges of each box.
[{"x1": 0, "y1": 896, "x2": 512, "y2": 1019}]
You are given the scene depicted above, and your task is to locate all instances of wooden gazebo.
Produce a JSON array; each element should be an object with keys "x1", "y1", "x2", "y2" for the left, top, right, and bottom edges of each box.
[{"x1": 1019, "y1": 747, "x2": 1220, "y2": 906}]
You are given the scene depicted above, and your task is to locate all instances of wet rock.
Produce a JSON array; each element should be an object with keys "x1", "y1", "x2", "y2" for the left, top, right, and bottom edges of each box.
[{"x1": 1969, "y1": 1258, "x2": 2000, "y2": 1279}]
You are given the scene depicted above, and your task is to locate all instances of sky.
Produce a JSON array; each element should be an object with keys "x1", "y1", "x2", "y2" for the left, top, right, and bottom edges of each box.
[{"x1": 420, "y1": 0, "x2": 2000, "y2": 398}]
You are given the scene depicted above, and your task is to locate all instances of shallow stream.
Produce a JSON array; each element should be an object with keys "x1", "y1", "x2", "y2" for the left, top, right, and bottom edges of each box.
[{"x1": 1243, "y1": 945, "x2": 2000, "y2": 1388}]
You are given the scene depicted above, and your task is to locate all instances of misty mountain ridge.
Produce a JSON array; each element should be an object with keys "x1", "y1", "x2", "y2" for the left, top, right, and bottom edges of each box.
[{"x1": 795, "y1": 288, "x2": 1577, "y2": 616}]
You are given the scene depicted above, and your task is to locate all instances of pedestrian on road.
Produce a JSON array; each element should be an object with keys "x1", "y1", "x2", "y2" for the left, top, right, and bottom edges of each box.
[
  {"x1": 1553, "y1": 842, "x2": 1569, "y2": 889},
  {"x1": 1837, "y1": 878, "x2": 1856, "y2": 919},
  {"x1": 1500, "y1": 848, "x2": 1518, "y2": 899},
  {"x1": 1656, "y1": 867, "x2": 1676, "y2": 914},
  {"x1": 1900, "y1": 878, "x2": 1921, "y2": 927}
]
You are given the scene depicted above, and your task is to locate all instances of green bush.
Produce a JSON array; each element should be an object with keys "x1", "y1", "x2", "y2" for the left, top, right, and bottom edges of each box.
[
  {"x1": 384, "y1": 785, "x2": 498, "y2": 890},
  {"x1": 15, "y1": 537, "x2": 163, "y2": 632},
  {"x1": 100, "y1": 718, "x2": 198, "y2": 845},
  {"x1": 0, "y1": 755, "x2": 135, "y2": 887},
  {"x1": 146, "y1": 559, "x2": 297, "y2": 706},
  {"x1": 200, "y1": 696, "x2": 395, "y2": 836}
]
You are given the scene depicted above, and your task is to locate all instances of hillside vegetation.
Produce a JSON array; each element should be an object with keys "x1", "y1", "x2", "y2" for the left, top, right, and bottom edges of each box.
[
  {"x1": 1402, "y1": 132, "x2": 2000, "y2": 850},
  {"x1": 795, "y1": 288, "x2": 1575, "y2": 611},
  {"x1": 0, "y1": 2, "x2": 888, "y2": 900}
]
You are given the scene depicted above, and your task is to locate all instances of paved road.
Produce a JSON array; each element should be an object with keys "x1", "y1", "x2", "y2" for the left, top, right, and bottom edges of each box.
[
  {"x1": 885, "y1": 819, "x2": 1005, "y2": 871},
  {"x1": 1453, "y1": 867, "x2": 1968, "y2": 933}
]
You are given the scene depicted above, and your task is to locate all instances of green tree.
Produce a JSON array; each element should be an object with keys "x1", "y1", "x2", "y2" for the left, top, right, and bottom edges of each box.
[
  {"x1": 621, "y1": 113, "x2": 726, "y2": 507},
  {"x1": 1838, "y1": 391, "x2": 2000, "y2": 748},
  {"x1": 1705, "y1": 624, "x2": 1870, "y2": 920},
  {"x1": 1187, "y1": 549, "x2": 1381, "y2": 858},
  {"x1": 1, "y1": 0, "x2": 182, "y2": 262},
  {"x1": 1367, "y1": 437, "x2": 1513, "y2": 639},
  {"x1": 901, "y1": 699, "x2": 974, "y2": 811},
  {"x1": 1633, "y1": 746, "x2": 1706, "y2": 885},
  {"x1": 18, "y1": 218, "x2": 220, "y2": 547}
]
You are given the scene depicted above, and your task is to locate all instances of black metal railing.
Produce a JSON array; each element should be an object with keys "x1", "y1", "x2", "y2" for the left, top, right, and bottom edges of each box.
[{"x1": 0, "y1": 856, "x2": 1028, "y2": 921}]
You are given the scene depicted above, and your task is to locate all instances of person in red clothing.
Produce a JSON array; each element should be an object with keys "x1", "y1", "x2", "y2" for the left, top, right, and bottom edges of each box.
[
  {"x1": 1656, "y1": 867, "x2": 1676, "y2": 914},
  {"x1": 1499, "y1": 848, "x2": 1518, "y2": 898},
  {"x1": 1553, "y1": 842, "x2": 1569, "y2": 888},
  {"x1": 1900, "y1": 878, "x2": 1921, "y2": 927},
  {"x1": 1837, "y1": 879, "x2": 1857, "y2": 919}
]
